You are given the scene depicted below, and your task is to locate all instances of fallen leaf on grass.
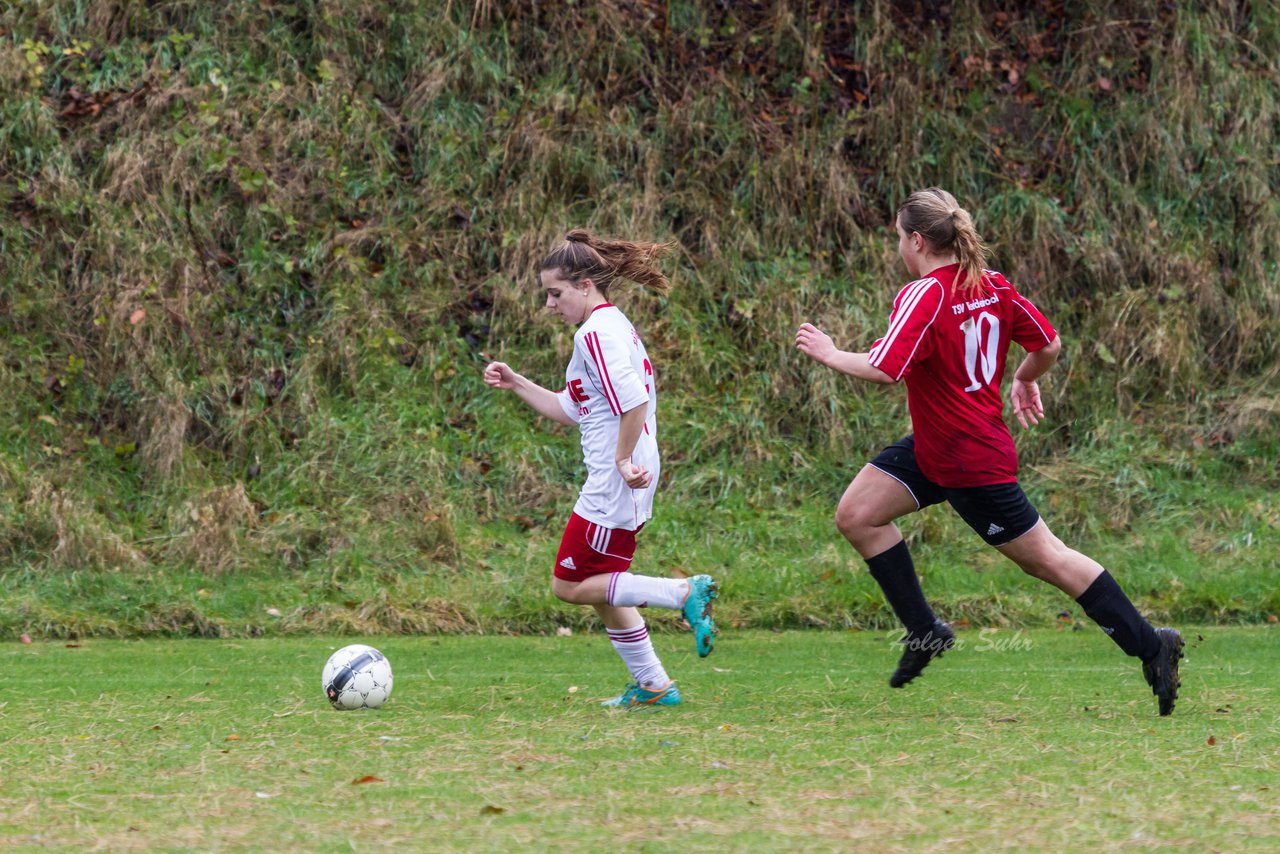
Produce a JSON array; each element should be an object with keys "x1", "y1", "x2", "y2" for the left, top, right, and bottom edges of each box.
[
  {"x1": 226, "y1": 734, "x2": 240, "y2": 742},
  {"x1": 1207, "y1": 735, "x2": 1217, "y2": 746},
  {"x1": 352, "y1": 775, "x2": 383, "y2": 785},
  {"x1": 65, "y1": 643, "x2": 81, "y2": 648},
  {"x1": 479, "y1": 805, "x2": 504, "y2": 815}
]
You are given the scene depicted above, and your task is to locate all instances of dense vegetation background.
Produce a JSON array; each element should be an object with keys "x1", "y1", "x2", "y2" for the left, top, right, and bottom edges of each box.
[{"x1": 1, "y1": 1, "x2": 1277, "y2": 637}]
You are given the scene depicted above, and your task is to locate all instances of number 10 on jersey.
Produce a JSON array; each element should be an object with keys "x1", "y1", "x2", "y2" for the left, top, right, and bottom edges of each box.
[{"x1": 961, "y1": 312, "x2": 1000, "y2": 392}]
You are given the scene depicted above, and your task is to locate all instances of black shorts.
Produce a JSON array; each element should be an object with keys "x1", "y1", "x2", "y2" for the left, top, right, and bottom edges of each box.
[{"x1": 868, "y1": 436, "x2": 1041, "y2": 547}]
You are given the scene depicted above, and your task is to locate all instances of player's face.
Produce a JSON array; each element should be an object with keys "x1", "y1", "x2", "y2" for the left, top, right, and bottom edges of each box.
[
  {"x1": 895, "y1": 217, "x2": 921, "y2": 278},
  {"x1": 540, "y1": 269, "x2": 592, "y2": 325}
]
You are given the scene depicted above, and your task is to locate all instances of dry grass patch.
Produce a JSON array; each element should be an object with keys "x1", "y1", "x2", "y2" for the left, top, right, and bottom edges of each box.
[{"x1": 165, "y1": 482, "x2": 255, "y2": 573}]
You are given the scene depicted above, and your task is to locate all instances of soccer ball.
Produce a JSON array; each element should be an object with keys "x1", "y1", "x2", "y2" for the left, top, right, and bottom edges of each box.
[{"x1": 322, "y1": 644, "x2": 393, "y2": 710}]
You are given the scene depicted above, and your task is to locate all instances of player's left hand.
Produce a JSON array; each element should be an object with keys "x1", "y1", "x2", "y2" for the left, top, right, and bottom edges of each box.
[
  {"x1": 616, "y1": 458, "x2": 653, "y2": 489},
  {"x1": 795, "y1": 322, "x2": 837, "y2": 366},
  {"x1": 1010, "y1": 378, "x2": 1044, "y2": 429}
]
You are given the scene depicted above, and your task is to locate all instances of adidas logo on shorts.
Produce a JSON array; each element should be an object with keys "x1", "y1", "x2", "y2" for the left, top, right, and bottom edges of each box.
[
  {"x1": 559, "y1": 556, "x2": 577, "y2": 570},
  {"x1": 986, "y1": 523, "x2": 1005, "y2": 536}
]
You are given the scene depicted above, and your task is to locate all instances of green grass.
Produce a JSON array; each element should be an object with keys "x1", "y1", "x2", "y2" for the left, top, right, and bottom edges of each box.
[
  {"x1": 3, "y1": 628, "x2": 1277, "y2": 851},
  {"x1": 4, "y1": 443, "x2": 1277, "y2": 637}
]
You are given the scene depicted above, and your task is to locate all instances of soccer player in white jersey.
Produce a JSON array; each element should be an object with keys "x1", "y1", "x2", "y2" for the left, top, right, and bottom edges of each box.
[
  {"x1": 484, "y1": 229, "x2": 718, "y2": 708},
  {"x1": 795, "y1": 188, "x2": 1184, "y2": 716}
]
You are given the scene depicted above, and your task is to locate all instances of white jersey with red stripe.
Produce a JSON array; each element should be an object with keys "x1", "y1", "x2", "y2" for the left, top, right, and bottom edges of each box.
[{"x1": 556, "y1": 304, "x2": 658, "y2": 531}]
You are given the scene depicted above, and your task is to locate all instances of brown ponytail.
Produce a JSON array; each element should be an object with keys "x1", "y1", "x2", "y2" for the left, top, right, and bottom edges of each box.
[
  {"x1": 897, "y1": 188, "x2": 990, "y2": 297},
  {"x1": 540, "y1": 229, "x2": 673, "y2": 294}
]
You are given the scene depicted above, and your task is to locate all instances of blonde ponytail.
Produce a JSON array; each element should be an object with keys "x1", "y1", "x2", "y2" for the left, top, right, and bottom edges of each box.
[{"x1": 897, "y1": 188, "x2": 990, "y2": 297}]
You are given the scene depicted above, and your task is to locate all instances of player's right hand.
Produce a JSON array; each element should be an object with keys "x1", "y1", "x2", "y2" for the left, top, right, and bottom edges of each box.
[
  {"x1": 483, "y1": 361, "x2": 517, "y2": 389},
  {"x1": 795, "y1": 322, "x2": 836, "y2": 365}
]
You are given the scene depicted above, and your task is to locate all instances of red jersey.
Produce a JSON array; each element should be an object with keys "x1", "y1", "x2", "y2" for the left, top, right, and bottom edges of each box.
[{"x1": 867, "y1": 265, "x2": 1057, "y2": 487}]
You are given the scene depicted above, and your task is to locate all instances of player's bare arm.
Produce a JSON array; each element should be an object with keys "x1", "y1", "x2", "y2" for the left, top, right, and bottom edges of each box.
[
  {"x1": 1010, "y1": 335, "x2": 1061, "y2": 430},
  {"x1": 483, "y1": 360, "x2": 577, "y2": 425},
  {"x1": 614, "y1": 404, "x2": 653, "y2": 489},
  {"x1": 795, "y1": 322, "x2": 895, "y2": 384}
]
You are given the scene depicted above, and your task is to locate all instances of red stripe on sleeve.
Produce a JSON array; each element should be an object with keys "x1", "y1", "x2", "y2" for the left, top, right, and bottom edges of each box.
[{"x1": 586, "y1": 332, "x2": 623, "y2": 415}]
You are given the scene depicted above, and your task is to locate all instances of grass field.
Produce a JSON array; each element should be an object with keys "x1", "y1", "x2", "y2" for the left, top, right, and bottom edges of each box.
[{"x1": 3, "y1": 628, "x2": 1276, "y2": 851}]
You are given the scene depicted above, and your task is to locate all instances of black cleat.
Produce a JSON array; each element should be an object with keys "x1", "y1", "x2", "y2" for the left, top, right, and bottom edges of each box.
[
  {"x1": 889, "y1": 620, "x2": 956, "y2": 688},
  {"x1": 1142, "y1": 627, "x2": 1184, "y2": 716}
]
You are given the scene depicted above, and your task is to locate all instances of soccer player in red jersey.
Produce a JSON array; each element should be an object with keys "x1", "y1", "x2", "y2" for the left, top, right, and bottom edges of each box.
[
  {"x1": 484, "y1": 230, "x2": 718, "y2": 708},
  {"x1": 795, "y1": 188, "x2": 1184, "y2": 715}
]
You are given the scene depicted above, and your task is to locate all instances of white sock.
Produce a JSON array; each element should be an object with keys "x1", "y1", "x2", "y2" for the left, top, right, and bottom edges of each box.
[
  {"x1": 607, "y1": 621, "x2": 669, "y2": 689},
  {"x1": 607, "y1": 574, "x2": 689, "y2": 610}
]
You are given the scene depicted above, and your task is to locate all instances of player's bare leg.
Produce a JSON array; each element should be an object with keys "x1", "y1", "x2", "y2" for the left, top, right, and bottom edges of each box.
[
  {"x1": 834, "y1": 465, "x2": 919, "y2": 559},
  {"x1": 995, "y1": 519, "x2": 1103, "y2": 597}
]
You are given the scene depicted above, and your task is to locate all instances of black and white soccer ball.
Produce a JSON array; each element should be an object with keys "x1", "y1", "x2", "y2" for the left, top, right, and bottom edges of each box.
[{"x1": 322, "y1": 644, "x2": 393, "y2": 710}]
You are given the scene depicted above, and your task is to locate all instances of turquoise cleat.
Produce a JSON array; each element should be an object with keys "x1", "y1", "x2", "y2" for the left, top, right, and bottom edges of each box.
[
  {"x1": 682, "y1": 574, "x2": 719, "y2": 657},
  {"x1": 601, "y1": 682, "x2": 682, "y2": 708}
]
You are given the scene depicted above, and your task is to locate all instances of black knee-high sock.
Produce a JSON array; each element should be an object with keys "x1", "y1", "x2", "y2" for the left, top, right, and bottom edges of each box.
[
  {"x1": 1075, "y1": 570, "x2": 1161, "y2": 659},
  {"x1": 865, "y1": 540, "x2": 937, "y2": 635}
]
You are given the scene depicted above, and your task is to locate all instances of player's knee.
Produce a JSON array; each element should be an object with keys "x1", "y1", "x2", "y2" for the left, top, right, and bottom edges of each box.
[
  {"x1": 834, "y1": 502, "x2": 870, "y2": 544},
  {"x1": 833, "y1": 505, "x2": 855, "y2": 539}
]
